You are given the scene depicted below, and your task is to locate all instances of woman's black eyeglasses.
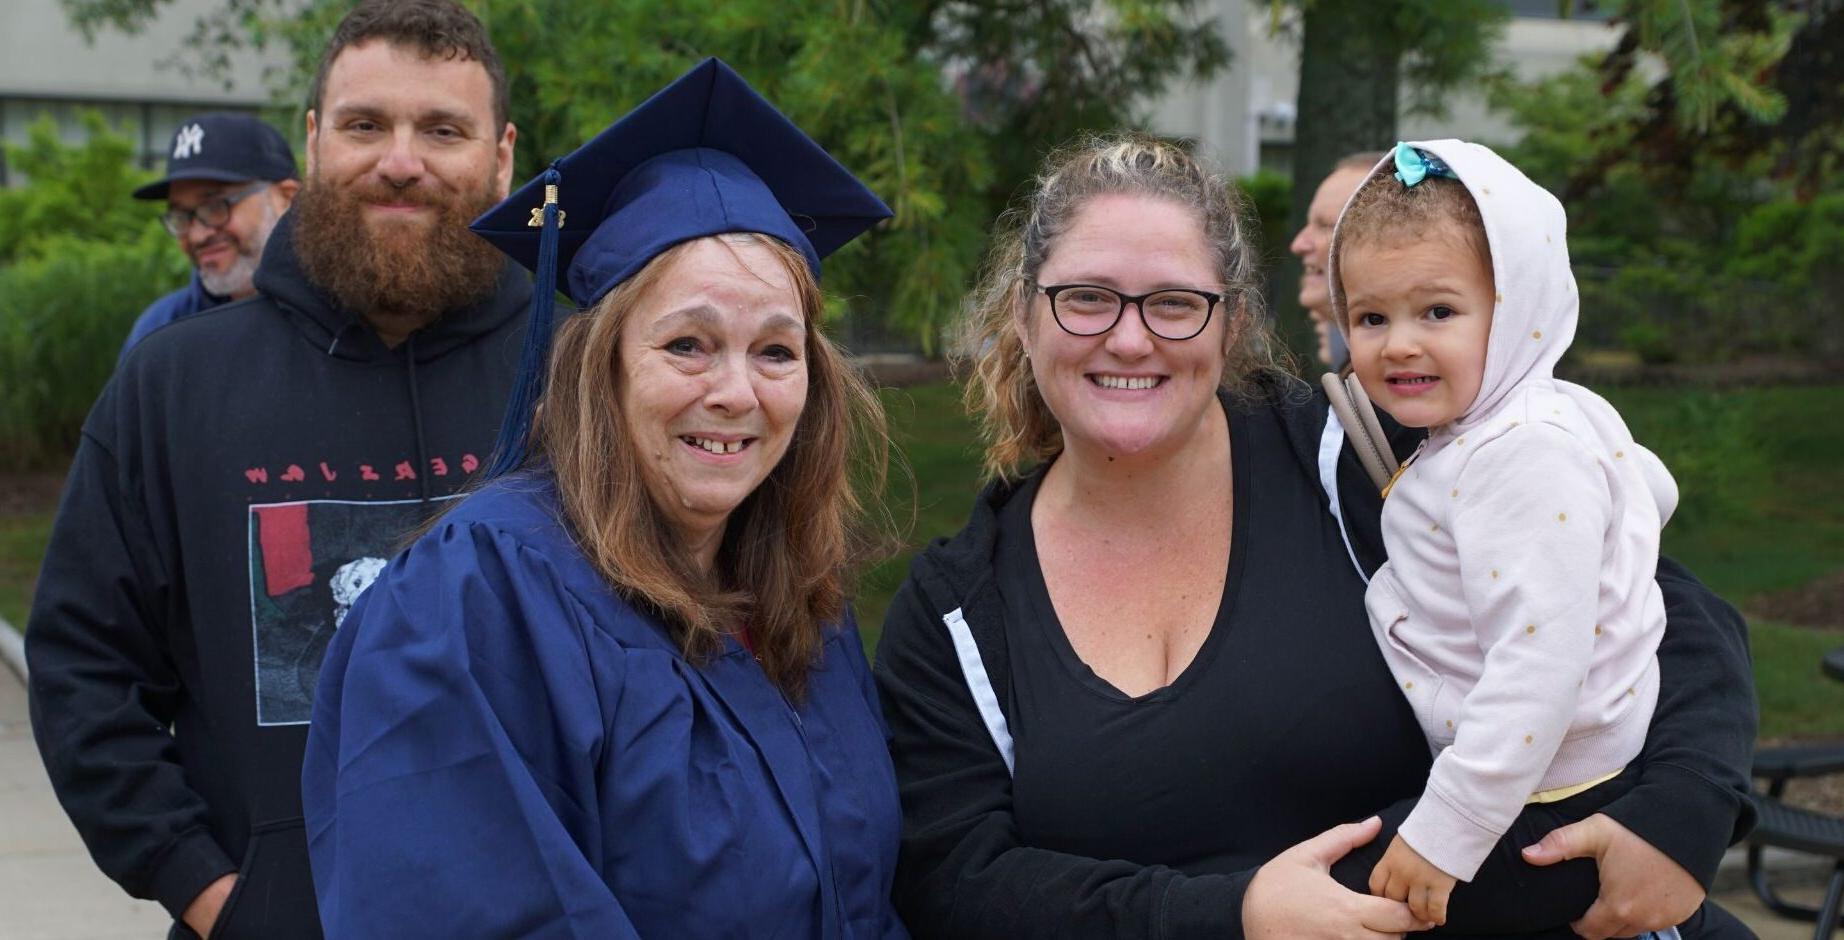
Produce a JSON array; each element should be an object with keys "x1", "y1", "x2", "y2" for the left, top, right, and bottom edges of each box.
[{"x1": 1036, "y1": 283, "x2": 1221, "y2": 341}]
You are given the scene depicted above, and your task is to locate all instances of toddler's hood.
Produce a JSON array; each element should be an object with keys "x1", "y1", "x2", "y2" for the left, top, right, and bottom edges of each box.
[{"x1": 1328, "y1": 139, "x2": 1579, "y2": 428}]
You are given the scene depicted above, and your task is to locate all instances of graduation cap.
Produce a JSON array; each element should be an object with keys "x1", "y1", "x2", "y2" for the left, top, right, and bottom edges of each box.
[{"x1": 470, "y1": 57, "x2": 893, "y2": 479}]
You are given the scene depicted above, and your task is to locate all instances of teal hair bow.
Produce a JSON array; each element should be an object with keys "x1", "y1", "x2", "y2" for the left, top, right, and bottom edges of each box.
[{"x1": 1393, "y1": 143, "x2": 1456, "y2": 188}]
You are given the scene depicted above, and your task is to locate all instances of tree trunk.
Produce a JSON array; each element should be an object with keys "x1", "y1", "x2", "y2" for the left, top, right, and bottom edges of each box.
[{"x1": 1276, "y1": 0, "x2": 1402, "y2": 362}]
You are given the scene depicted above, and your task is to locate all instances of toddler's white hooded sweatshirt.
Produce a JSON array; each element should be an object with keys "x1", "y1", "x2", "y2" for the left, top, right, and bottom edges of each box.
[{"x1": 1328, "y1": 140, "x2": 1680, "y2": 881}]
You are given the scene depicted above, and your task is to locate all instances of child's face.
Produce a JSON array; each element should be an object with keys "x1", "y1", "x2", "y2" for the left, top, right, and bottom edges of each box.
[{"x1": 1342, "y1": 231, "x2": 1494, "y2": 429}]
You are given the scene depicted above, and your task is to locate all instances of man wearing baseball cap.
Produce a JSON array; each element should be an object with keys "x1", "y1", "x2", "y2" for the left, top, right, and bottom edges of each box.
[{"x1": 121, "y1": 112, "x2": 299, "y2": 360}]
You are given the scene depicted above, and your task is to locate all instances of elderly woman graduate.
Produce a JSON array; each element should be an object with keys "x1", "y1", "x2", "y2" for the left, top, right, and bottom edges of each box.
[{"x1": 301, "y1": 59, "x2": 906, "y2": 939}]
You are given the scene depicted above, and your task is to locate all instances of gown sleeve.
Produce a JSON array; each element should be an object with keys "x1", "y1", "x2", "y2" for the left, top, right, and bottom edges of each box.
[
  {"x1": 302, "y1": 519, "x2": 642, "y2": 940},
  {"x1": 838, "y1": 610, "x2": 918, "y2": 940}
]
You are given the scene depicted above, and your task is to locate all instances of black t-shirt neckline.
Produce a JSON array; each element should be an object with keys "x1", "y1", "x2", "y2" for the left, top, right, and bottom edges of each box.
[{"x1": 998, "y1": 401, "x2": 1251, "y2": 704}]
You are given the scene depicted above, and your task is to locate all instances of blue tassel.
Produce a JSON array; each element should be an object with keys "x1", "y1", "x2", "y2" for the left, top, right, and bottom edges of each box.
[{"x1": 484, "y1": 164, "x2": 564, "y2": 479}]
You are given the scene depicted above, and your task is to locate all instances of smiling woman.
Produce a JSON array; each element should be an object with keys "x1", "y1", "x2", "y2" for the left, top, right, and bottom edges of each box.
[
  {"x1": 613, "y1": 238, "x2": 809, "y2": 564},
  {"x1": 301, "y1": 59, "x2": 908, "y2": 938},
  {"x1": 536, "y1": 231, "x2": 856, "y2": 687},
  {"x1": 875, "y1": 131, "x2": 1760, "y2": 940}
]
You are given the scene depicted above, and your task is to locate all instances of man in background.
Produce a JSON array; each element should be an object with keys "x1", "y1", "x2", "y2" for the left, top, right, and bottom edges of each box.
[
  {"x1": 121, "y1": 112, "x2": 299, "y2": 359},
  {"x1": 1290, "y1": 150, "x2": 1383, "y2": 370}
]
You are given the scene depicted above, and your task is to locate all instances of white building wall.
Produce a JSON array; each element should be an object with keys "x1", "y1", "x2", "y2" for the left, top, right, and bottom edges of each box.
[
  {"x1": 1, "y1": 0, "x2": 293, "y2": 180},
  {"x1": 1144, "y1": 5, "x2": 1625, "y2": 177},
  {"x1": 1144, "y1": 0, "x2": 1258, "y2": 175}
]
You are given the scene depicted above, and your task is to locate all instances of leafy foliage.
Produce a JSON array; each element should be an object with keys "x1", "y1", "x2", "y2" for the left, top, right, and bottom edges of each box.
[
  {"x1": 1578, "y1": 0, "x2": 1837, "y2": 197},
  {"x1": 1235, "y1": 168, "x2": 1291, "y2": 275},
  {"x1": 58, "y1": 0, "x2": 1230, "y2": 347},
  {"x1": 0, "y1": 113, "x2": 169, "y2": 263},
  {"x1": 1619, "y1": 0, "x2": 1789, "y2": 129},
  {"x1": 0, "y1": 115, "x2": 187, "y2": 470},
  {"x1": 920, "y1": 0, "x2": 1229, "y2": 212},
  {"x1": 1492, "y1": 43, "x2": 1843, "y2": 365}
]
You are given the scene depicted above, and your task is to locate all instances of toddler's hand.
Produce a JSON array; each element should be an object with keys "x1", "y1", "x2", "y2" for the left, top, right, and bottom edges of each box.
[{"x1": 1368, "y1": 834, "x2": 1457, "y2": 926}]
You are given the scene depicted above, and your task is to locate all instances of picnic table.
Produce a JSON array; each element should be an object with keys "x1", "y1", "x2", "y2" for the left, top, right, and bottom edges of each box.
[{"x1": 1747, "y1": 643, "x2": 1844, "y2": 938}]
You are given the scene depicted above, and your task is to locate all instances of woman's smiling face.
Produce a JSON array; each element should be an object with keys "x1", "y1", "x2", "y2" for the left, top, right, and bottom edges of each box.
[
  {"x1": 619, "y1": 236, "x2": 809, "y2": 554},
  {"x1": 1019, "y1": 192, "x2": 1229, "y2": 462}
]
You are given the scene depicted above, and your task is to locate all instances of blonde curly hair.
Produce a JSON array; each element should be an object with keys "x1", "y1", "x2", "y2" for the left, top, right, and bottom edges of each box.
[{"x1": 959, "y1": 131, "x2": 1286, "y2": 480}]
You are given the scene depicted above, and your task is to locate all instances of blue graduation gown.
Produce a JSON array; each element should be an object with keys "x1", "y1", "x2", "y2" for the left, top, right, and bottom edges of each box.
[{"x1": 302, "y1": 474, "x2": 908, "y2": 939}]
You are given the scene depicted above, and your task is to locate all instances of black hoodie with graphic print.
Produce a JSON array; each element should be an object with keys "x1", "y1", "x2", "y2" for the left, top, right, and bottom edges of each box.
[{"x1": 26, "y1": 211, "x2": 531, "y2": 939}]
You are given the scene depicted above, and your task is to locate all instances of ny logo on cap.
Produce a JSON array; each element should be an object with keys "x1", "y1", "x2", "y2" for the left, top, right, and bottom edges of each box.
[{"x1": 174, "y1": 124, "x2": 206, "y2": 160}]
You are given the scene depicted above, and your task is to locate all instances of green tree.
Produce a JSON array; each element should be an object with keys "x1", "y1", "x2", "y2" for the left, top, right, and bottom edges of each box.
[
  {"x1": 1569, "y1": 0, "x2": 1837, "y2": 199},
  {"x1": 1489, "y1": 17, "x2": 1843, "y2": 366},
  {"x1": 1272, "y1": 0, "x2": 1508, "y2": 355},
  {"x1": 910, "y1": 0, "x2": 1229, "y2": 215},
  {"x1": 59, "y1": 0, "x2": 1230, "y2": 348}
]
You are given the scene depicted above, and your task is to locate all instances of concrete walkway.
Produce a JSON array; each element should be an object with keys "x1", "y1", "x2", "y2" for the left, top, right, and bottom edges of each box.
[{"x1": 0, "y1": 644, "x2": 171, "y2": 938}]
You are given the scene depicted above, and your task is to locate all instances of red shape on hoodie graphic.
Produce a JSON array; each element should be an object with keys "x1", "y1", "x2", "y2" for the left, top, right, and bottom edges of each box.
[{"x1": 253, "y1": 503, "x2": 314, "y2": 598}]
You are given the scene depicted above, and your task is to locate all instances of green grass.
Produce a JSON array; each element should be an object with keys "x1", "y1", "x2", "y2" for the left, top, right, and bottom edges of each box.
[
  {"x1": 853, "y1": 383, "x2": 986, "y2": 651},
  {"x1": 1753, "y1": 619, "x2": 1844, "y2": 739},
  {"x1": 0, "y1": 511, "x2": 53, "y2": 631},
  {"x1": 1601, "y1": 385, "x2": 1844, "y2": 601}
]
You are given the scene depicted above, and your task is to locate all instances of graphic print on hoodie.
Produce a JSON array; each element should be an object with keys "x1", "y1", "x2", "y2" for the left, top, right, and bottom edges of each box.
[
  {"x1": 25, "y1": 209, "x2": 531, "y2": 937},
  {"x1": 1324, "y1": 140, "x2": 1682, "y2": 881}
]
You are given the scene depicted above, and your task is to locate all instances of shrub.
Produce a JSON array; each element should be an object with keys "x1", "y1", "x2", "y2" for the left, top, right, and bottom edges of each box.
[
  {"x1": 0, "y1": 111, "x2": 184, "y2": 471},
  {"x1": 1237, "y1": 168, "x2": 1292, "y2": 273},
  {"x1": 1618, "y1": 319, "x2": 1676, "y2": 365},
  {"x1": 0, "y1": 113, "x2": 161, "y2": 263}
]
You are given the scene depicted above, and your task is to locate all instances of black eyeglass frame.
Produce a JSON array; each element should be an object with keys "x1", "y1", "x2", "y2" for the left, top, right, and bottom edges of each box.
[
  {"x1": 1035, "y1": 282, "x2": 1223, "y2": 341},
  {"x1": 161, "y1": 182, "x2": 271, "y2": 236}
]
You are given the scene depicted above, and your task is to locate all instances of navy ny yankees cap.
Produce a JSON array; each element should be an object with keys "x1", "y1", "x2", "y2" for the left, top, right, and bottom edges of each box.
[{"x1": 133, "y1": 112, "x2": 298, "y2": 200}]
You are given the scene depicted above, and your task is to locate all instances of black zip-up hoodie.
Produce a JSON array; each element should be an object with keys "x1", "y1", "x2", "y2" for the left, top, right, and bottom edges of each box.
[
  {"x1": 26, "y1": 212, "x2": 532, "y2": 939},
  {"x1": 874, "y1": 374, "x2": 1757, "y2": 939}
]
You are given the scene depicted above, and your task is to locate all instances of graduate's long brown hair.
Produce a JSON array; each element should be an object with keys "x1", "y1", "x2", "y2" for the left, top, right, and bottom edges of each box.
[{"x1": 534, "y1": 234, "x2": 888, "y2": 699}]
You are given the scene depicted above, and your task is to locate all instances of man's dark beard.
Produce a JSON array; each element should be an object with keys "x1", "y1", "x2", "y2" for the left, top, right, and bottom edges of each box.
[{"x1": 291, "y1": 174, "x2": 506, "y2": 337}]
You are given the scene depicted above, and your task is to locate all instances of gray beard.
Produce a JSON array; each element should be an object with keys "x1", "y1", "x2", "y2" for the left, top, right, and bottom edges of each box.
[
  {"x1": 198, "y1": 199, "x2": 276, "y2": 299},
  {"x1": 199, "y1": 250, "x2": 261, "y2": 298}
]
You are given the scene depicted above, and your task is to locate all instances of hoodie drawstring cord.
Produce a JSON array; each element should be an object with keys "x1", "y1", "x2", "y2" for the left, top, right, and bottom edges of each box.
[
  {"x1": 326, "y1": 320, "x2": 357, "y2": 357},
  {"x1": 405, "y1": 336, "x2": 432, "y2": 503}
]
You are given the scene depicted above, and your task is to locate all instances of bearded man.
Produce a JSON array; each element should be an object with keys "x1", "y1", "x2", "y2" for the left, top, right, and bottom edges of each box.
[
  {"x1": 27, "y1": 2, "x2": 531, "y2": 937},
  {"x1": 121, "y1": 113, "x2": 299, "y2": 361}
]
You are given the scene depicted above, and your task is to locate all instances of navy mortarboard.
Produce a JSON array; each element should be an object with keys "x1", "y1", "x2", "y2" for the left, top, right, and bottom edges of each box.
[
  {"x1": 132, "y1": 112, "x2": 297, "y2": 201},
  {"x1": 471, "y1": 57, "x2": 892, "y2": 477}
]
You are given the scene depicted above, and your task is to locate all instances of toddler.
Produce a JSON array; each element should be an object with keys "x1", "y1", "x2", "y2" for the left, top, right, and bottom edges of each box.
[{"x1": 1327, "y1": 141, "x2": 1679, "y2": 926}]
